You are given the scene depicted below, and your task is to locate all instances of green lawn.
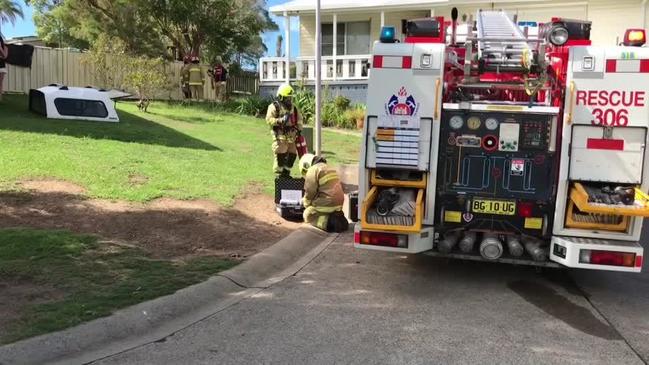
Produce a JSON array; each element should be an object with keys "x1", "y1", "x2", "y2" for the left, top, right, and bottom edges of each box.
[
  {"x1": 0, "y1": 228, "x2": 235, "y2": 344},
  {"x1": 0, "y1": 95, "x2": 361, "y2": 344},
  {"x1": 0, "y1": 94, "x2": 361, "y2": 204}
]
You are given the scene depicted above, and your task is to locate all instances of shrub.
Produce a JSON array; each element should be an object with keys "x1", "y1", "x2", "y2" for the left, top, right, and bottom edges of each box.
[
  {"x1": 123, "y1": 56, "x2": 171, "y2": 107},
  {"x1": 81, "y1": 34, "x2": 127, "y2": 89},
  {"x1": 333, "y1": 95, "x2": 351, "y2": 111},
  {"x1": 343, "y1": 105, "x2": 366, "y2": 129},
  {"x1": 293, "y1": 84, "x2": 315, "y2": 125},
  {"x1": 236, "y1": 96, "x2": 272, "y2": 117}
]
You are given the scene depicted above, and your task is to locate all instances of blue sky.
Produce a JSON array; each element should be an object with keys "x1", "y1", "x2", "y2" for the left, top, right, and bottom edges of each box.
[
  {"x1": 1, "y1": 2, "x2": 35, "y2": 38},
  {"x1": 1, "y1": 1, "x2": 299, "y2": 57}
]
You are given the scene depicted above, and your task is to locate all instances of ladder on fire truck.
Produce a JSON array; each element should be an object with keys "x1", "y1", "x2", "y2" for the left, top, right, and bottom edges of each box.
[{"x1": 477, "y1": 10, "x2": 531, "y2": 68}]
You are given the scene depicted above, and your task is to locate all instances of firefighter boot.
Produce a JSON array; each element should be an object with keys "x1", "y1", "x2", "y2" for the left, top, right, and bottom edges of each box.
[
  {"x1": 284, "y1": 153, "x2": 297, "y2": 177},
  {"x1": 274, "y1": 153, "x2": 288, "y2": 175},
  {"x1": 326, "y1": 211, "x2": 349, "y2": 233}
]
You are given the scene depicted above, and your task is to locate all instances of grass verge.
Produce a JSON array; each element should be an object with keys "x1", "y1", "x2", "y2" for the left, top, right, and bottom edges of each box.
[
  {"x1": 0, "y1": 95, "x2": 361, "y2": 204},
  {"x1": 0, "y1": 228, "x2": 236, "y2": 344}
]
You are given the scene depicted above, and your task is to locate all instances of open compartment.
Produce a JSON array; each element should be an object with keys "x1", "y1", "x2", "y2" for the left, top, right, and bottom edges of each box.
[
  {"x1": 370, "y1": 169, "x2": 427, "y2": 188},
  {"x1": 361, "y1": 186, "x2": 424, "y2": 233},
  {"x1": 565, "y1": 200, "x2": 630, "y2": 231},
  {"x1": 569, "y1": 182, "x2": 649, "y2": 217}
]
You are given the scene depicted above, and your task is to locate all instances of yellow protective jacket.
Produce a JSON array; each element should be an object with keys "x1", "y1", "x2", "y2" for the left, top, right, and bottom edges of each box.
[
  {"x1": 302, "y1": 162, "x2": 344, "y2": 212},
  {"x1": 266, "y1": 101, "x2": 303, "y2": 142},
  {"x1": 188, "y1": 65, "x2": 204, "y2": 86}
]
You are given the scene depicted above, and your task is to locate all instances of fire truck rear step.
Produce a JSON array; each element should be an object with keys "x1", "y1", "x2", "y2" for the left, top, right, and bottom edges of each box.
[{"x1": 423, "y1": 250, "x2": 563, "y2": 268}]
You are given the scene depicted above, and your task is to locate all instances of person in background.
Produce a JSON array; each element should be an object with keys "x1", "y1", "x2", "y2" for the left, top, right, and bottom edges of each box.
[
  {"x1": 298, "y1": 153, "x2": 349, "y2": 232},
  {"x1": 180, "y1": 55, "x2": 191, "y2": 100},
  {"x1": 210, "y1": 59, "x2": 228, "y2": 102},
  {"x1": 188, "y1": 55, "x2": 204, "y2": 101},
  {"x1": 266, "y1": 83, "x2": 302, "y2": 176},
  {"x1": 0, "y1": 32, "x2": 8, "y2": 102}
]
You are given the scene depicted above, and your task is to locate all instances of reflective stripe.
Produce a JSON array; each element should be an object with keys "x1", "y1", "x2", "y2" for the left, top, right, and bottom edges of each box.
[
  {"x1": 318, "y1": 172, "x2": 339, "y2": 186},
  {"x1": 313, "y1": 205, "x2": 343, "y2": 213},
  {"x1": 316, "y1": 215, "x2": 328, "y2": 229}
]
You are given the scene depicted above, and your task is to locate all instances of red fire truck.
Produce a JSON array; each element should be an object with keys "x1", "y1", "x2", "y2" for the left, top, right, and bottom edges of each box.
[{"x1": 354, "y1": 9, "x2": 649, "y2": 273}]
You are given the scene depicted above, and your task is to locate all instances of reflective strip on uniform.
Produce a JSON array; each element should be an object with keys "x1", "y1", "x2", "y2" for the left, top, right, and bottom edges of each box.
[
  {"x1": 313, "y1": 205, "x2": 343, "y2": 213},
  {"x1": 316, "y1": 215, "x2": 328, "y2": 230},
  {"x1": 318, "y1": 172, "x2": 339, "y2": 186}
]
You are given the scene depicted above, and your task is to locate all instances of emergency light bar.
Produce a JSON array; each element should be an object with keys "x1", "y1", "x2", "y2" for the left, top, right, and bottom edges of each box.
[
  {"x1": 623, "y1": 28, "x2": 646, "y2": 47},
  {"x1": 380, "y1": 27, "x2": 397, "y2": 43}
]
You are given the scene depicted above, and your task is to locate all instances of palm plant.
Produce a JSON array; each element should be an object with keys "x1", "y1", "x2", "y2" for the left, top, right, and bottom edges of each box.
[{"x1": 0, "y1": 0, "x2": 24, "y2": 25}]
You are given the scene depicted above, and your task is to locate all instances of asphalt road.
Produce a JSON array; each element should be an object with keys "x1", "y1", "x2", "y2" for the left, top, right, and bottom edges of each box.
[{"x1": 95, "y1": 230, "x2": 649, "y2": 365}]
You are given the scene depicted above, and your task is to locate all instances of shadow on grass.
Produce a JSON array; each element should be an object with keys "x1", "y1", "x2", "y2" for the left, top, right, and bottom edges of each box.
[
  {"x1": 0, "y1": 95, "x2": 221, "y2": 151},
  {"x1": 147, "y1": 110, "x2": 225, "y2": 125}
]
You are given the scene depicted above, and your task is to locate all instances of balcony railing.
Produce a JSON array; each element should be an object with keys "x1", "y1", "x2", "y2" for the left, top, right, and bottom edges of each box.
[{"x1": 259, "y1": 55, "x2": 372, "y2": 83}]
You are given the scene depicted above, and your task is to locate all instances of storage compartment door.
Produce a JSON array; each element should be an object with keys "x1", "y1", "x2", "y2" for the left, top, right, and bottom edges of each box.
[
  {"x1": 569, "y1": 125, "x2": 646, "y2": 184},
  {"x1": 365, "y1": 115, "x2": 432, "y2": 171}
]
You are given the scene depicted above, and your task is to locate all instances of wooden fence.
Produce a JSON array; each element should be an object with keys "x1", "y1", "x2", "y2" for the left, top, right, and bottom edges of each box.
[{"x1": 2, "y1": 46, "x2": 259, "y2": 100}]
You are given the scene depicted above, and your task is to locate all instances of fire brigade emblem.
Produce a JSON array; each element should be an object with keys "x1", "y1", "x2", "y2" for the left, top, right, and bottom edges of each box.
[{"x1": 386, "y1": 87, "x2": 418, "y2": 116}]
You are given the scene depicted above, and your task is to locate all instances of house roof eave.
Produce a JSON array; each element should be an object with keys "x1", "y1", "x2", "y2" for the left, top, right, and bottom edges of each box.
[{"x1": 269, "y1": 0, "x2": 452, "y2": 16}]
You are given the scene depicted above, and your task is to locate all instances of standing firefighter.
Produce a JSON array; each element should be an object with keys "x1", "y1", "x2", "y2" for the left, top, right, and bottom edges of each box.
[
  {"x1": 299, "y1": 153, "x2": 349, "y2": 232},
  {"x1": 188, "y1": 55, "x2": 204, "y2": 101},
  {"x1": 180, "y1": 55, "x2": 192, "y2": 100},
  {"x1": 266, "y1": 83, "x2": 303, "y2": 176}
]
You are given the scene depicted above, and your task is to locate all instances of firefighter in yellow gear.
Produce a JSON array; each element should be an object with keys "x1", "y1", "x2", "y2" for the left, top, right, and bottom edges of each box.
[
  {"x1": 180, "y1": 56, "x2": 191, "y2": 99},
  {"x1": 266, "y1": 83, "x2": 303, "y2": 176},
  {"x1": 299, "y1": 153, "x2": 349, "y2": 232},
  {"x1": 188, "y1": 56, "x2": 204, "y2": 101}
]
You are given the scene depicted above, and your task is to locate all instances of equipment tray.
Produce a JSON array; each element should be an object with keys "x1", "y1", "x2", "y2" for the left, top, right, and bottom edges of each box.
[
  {"x1": 570, "y1": 182, "x2": 649, "y2": 217},
  {"x1": 360, "y1": 186, "x2": 424, "y2": 233}
]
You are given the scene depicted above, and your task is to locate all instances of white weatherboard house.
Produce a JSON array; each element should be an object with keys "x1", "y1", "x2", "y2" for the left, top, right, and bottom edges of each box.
[{"x1": 260, "y1": 0, "x2": 649, "y2": 102}]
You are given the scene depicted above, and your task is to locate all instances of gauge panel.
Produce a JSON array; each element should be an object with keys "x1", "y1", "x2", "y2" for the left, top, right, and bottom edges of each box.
[
  {"x1": 449, "y1": 115, "x2": 464, "y2": 130},
  {"x1": 467, "y1": 116, "x2": 481, "y2": 130},
  {"x1": 485, "y1": 117, "x2": 499, "y2": 130}
]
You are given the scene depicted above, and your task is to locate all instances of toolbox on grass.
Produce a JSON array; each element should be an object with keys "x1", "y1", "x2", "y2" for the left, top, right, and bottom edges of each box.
[{"x1": 275, "y1": 177, "x2": 305, "y2": 220}]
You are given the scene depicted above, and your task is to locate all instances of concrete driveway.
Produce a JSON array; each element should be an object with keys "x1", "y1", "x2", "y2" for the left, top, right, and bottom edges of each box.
[{"x1": 96, "y1": 230, "x2": 649, "y2": 364}]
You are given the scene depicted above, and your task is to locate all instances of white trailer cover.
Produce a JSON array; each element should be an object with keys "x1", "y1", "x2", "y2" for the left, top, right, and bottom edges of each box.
[{"x1": 29, "y1": 85, "x2": 126, "y2": 122}]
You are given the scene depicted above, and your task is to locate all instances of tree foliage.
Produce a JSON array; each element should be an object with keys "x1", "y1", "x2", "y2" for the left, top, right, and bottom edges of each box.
[
  {"x1": 122, "y1": 56, "x2": 170, "y2": 104},
  {"x1": 81, "y1": 34, "x2": 171, "y2": 104},
  {"x1": 0, "y1": 0, "x2": 23, "y2": 25},
  {"x1": 80, "y1": 33, "x2": 127, "y2": 88},
  {"x1": 29, "y1": 0, "x2": 276, "y2": 64}
]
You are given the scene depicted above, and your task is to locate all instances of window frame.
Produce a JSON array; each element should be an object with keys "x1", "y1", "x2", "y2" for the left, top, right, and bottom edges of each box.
[{"x1": 53, "y1": 97, "x2": 109, "y2": 118}]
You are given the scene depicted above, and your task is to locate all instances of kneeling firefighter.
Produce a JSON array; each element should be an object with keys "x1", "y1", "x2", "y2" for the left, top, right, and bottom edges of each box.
[
  {"x1": 266, "y1": 83, "x2": 303, "y2": 176},
  {"x1": 299, "y1": 153, "x2": 349, "y2": 232}
]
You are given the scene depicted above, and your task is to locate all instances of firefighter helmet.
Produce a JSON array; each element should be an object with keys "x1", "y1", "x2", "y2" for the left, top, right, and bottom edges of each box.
[
  {"x1": 299, "y1": 153, "x2": 316, "y2": 176},
  {"x1": 277, "y1": 83, "x2": 295, "y2": 98}
]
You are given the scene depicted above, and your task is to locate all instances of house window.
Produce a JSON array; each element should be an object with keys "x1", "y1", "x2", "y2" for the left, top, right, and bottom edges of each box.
[
  {"x1": 346, "y1": 21, "x2": 371, "y2": 55},
  {"x1": 322, "y1": 23, "x2": 345, "y2": 56},
  {"x1": 321, "y1": 20, "x2": 371, "y2": 56}
]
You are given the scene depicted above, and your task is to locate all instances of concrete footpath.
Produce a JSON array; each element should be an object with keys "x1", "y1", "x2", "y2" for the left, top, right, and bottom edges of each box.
[
  {"x1": 0, "y1": 227, "x2": 338, "y2": 365},
  {"x1": 94, "y1": 232, "x2": 648, "y2": 365}
]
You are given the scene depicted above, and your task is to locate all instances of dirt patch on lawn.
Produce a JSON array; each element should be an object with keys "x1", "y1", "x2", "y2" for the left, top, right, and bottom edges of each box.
[
  {"x1": 19, "y1": 179, "x2": 86, "y2": 195},
  {"x1": 0, "y1": 183, "x2": 302, "y2": 260},
  {"x1": 0, "y1": 279, "x2": 64, "y2": 333}
]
